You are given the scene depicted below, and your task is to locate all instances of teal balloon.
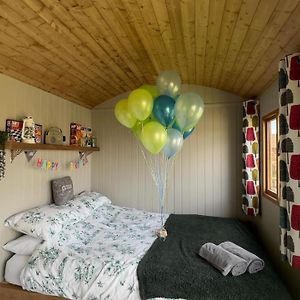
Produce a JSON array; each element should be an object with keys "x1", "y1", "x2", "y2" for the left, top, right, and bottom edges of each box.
[
  {"x1": 163, "y1": 128, "x2": 183, "y2": 158},
  {"x1": 175, "y1": 92, "x2": 204, "y2": 131},
  {"x1": 156, "y1": 70, "x2": 181, "y2": 98},
  {"x1": 153, "y1": 95, "x2": 175, "y2": 127},
  {"x1": 172, "y1": 122, "x2": 194, "y2": 139},
  {"x1": 172, "y1": 121, "x2": 181, "y2": 131},
  {"x1": 183, "y1": 127, "x2": 194, "y2": 139}
]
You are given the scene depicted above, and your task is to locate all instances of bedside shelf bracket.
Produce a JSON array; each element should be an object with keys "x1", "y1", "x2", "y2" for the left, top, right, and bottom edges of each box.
[{"x1": 79, "y1": 151, "x2": 93, "y2": 159}]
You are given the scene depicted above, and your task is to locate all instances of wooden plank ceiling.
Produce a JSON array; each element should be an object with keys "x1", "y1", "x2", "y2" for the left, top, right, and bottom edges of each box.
[{"x1": 0, "y1": 0, "x2": 300, "y2": 108}]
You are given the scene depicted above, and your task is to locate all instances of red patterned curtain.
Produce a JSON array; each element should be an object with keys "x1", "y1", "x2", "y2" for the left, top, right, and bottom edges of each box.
[
  {"x1": 279, "y1": 53, "x2": 300, "y2": 269},
  {"x1": 242, "y1": 100, "x2": 260, "y2": 216}
]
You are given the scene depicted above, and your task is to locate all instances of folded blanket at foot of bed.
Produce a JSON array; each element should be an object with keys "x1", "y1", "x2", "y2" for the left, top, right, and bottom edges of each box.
[{"x1": 137, "y1": 214, "x2": 292, "y2": 300}]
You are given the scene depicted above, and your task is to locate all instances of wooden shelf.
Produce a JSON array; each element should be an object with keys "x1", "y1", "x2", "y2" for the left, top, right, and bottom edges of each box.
[
  {"x1": 5, "y1": 141, "x2": 99, "y2": 162},
  {"x1": 5, "y1": 141, "x2": 99, "y2": 152}
]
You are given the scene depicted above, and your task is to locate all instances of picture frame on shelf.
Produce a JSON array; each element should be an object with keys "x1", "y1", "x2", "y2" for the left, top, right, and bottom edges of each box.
[
  {"x1": 35, "y1": 124, "x2": 43, "y2": 144},
  {"x1": 6, "y1": 119, "x2": 23, "y2": 142}
]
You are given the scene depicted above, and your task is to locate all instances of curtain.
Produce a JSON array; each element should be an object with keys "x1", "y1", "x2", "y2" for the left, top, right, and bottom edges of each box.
[
  {"x1": 242, "y1": 100, "x2": 260, "y2": 216},
  {"x1": 279, "y1": 53, "x2": 300, "y2": 269}
]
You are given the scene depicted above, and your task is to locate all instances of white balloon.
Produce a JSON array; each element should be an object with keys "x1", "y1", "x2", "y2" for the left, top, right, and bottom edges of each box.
[
  {"x1": 163, "y1": 128, "x2": 183, "y2": 158},
  {"x1": 156, "y1": 71, "x2": 181, "y2": 98},
  {"x1": 175, "y1": 92, "x2": 204, "y2": 131}
]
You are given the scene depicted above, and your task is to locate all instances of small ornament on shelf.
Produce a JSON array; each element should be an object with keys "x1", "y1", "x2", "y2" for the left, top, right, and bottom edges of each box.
[{"x1": 22, "y1": 116, "x2": 35, "y2": 144}]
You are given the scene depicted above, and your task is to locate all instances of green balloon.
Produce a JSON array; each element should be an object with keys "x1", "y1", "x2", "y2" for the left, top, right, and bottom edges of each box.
[
  {"x1": 140, "y1": 84, "x2": 159, "y2": 99},
  {"x1": 131, "y1": 118, "x2": 151, "y2": 139},
  {"x1": 128, "y1": 89, "x2": 153, "y2": 121},
  {"x1": 114, "y1": 99, "x2": 137, "y2": 128},
  {"x1": 140, "y1": 121, "x2": 167, "y2": 154}
]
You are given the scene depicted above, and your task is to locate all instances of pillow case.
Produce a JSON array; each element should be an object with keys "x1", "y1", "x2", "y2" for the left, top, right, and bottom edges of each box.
[
  {"x1": 4, "y1": 192, "x2": 111, "y2": 240},
  {"x1": 72, "y1": 191, "x2": 111, "y2": 210},
  {"x1": 5, "y1": 254, "x2": 30, "y2": 286},
  {"x1": 51, "y1": 176, "x2": 74, "y2": 205},
  {"x1": 3, "y1": 235, "x2": 42, "y2": 255}
]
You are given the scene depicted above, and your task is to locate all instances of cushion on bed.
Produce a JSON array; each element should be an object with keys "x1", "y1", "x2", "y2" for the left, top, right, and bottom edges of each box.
[
  {"x1": 4, "y1": 192, "x2": 110, "y2": 240},
  {"x1": 51, "y1": 176, "x2": 74, "y2": 205},
  {"x1": 3, "y1": 235, "x2": 42, "y2": 255}
]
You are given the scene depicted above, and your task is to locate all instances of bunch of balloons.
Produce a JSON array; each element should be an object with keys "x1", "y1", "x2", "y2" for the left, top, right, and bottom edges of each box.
[{"x1": 115, "y1": 71, "x2": 204, "y2": 158}]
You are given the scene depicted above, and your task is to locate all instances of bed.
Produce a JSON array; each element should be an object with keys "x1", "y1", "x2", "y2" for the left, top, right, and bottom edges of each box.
[{"x1": 1, "y1": 192, "x2": 292, "y2": 300}]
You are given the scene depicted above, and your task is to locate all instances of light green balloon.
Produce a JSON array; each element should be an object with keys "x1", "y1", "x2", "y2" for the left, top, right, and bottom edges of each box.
[
  {"x1": 114, "y1": 99, "x2": 137, "y2": 128},
  {"x1": 140, "y1": 121, "x2": 167, "y2": 154},
  {"x1": 128, "y1": 89, "x2": 153, "y2": 121},
  {"x1": 140, "y1": 84, "x2": 159, "y2": 99},
  {"x1": 131, "y1": 118, "x2": 151, "y2": 139},
  {"x1": 175, "y1": 92, "x2": 204, "y2": 131}
]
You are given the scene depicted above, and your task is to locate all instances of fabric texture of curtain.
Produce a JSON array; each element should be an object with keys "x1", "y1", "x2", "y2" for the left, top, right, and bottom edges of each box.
[
  {"x1": 279, "y1": 53, "x2": 300, "y2": 269},
  {"x1": 242, "y1": 100, "x2": 260, "y2": 216}
]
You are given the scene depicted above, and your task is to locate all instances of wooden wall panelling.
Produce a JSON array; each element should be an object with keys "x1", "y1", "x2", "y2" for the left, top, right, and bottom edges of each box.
[
  {"x1": 194, "y1": 0, "x2": 209, "y2": 85},
  {"x1": 165, "y1": 0, "x2": 189, "y2": 82},
  {"x1": 203, "y1": 0, "x2": 226, "y2": 87},
  {"x1": 210, "y1": 0, "x2": 242, "y2": 87},
  {"x1": 92, "y1": 92, "x2": 242, "y2": 217},
  {"x1": 0, "y1": 0, "x2": 300, "y2": 106},
  {"x1": 238, "y1": 0, "x2": 300, "y2": 97},
  {"x1": 224, "y1": 0, "x2": 279, "y2": 91},
  {"x1": 217, "y1": 0, "x2": 260, "y2": 90}
]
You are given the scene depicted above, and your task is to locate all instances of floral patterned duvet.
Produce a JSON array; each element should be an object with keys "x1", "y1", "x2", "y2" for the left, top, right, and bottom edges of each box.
[{"x1": 20, "y1": 203, "x2": 168, "y2": 300}]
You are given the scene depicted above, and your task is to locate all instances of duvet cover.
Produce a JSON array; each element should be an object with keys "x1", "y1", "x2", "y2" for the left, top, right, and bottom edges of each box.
[{"x1": 20, "y1": 202, "x2": 168, "y2": 300}]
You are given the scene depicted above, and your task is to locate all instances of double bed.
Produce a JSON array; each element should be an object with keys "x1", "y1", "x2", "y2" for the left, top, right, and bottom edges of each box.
[{"x1": 1, "y1": 192, "x2": 292, "y2": 300}]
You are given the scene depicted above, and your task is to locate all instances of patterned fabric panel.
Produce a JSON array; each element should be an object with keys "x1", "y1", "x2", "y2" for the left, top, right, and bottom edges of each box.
[
  {"x1": 20, "y1": 204, "x2": 168, "y2": 300},
  {"x1": 279, "y1": 53, "x2": 300, "y2": 270},
  {"x1": 242, "y1": 100, "x2": 260, "y2": 216}
]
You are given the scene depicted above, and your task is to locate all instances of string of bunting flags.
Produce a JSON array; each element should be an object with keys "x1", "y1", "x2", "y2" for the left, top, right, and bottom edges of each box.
[{"x1": 31, "y1": 156, "x2": 88, "y2": 171}]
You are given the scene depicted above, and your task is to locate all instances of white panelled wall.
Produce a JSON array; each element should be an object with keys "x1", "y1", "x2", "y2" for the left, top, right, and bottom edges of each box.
[
  {"x1": 92, "y1": 87, "x2": 242, "y2": 217},
  {"x1": 0, "y1": 74, "x2": 92, "y2": 280}
]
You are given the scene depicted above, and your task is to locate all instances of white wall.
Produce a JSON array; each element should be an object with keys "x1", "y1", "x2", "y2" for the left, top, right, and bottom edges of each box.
[
  {"x1": 0, "y1": 74, "x2": 92, "y2": 280},
  {"x1": 92, "y1": 86, "x2": 242, "y2": 217},
  {"x1": 239, "y1": 81, "x2": 300, "y2": 299}
]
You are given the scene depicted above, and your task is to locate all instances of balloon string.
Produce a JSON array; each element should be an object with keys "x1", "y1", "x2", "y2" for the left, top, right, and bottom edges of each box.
[{"x1": 138, "y1": 142, "x2": 175, "y2": 229}]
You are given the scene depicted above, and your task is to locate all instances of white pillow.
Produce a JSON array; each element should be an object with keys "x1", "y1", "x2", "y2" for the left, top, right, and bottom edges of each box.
[
  {"x1": 4, "y1": 192, "x2": 111, "y2": 240},
  {"x1": 5, "y1": 254, "x2": 30, "y2": 286},
  {"x1": 72, "y1": 191, "x2": 111, "y2": 209},
  {"x1": 3, "y1": 235, "x2": 42, "y2": 255}
]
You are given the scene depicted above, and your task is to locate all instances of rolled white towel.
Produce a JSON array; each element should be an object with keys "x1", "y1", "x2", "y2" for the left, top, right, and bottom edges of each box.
[
  {"x1": 219, "y1": 241, "x2": 265, "y2": 274},
  {"x1": 199, "y1": 242, "x2": 248, "y2": 276}
]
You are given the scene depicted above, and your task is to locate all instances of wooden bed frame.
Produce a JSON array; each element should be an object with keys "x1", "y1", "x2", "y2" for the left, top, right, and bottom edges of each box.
[{"x1": 0, "y1": 282, "x2": 65, "y2": 300}]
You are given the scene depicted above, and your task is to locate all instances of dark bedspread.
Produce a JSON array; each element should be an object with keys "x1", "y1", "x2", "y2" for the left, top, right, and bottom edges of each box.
[{"x1": 137, "y1": 214, "x2": 292, "y2": 300}]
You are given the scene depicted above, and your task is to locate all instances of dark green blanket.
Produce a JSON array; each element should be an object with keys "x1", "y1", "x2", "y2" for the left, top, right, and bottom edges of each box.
[{"x1": 137, "y1": 214, "x2": 292, "y2": 300}]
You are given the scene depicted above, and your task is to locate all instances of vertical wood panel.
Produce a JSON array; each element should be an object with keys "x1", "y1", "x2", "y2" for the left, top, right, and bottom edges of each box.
[
  {"x1": 92, "y1": 89, "x2": 242, "y2": 219},
  {"x1": 0, "y1": 74, "x2": 92, "y2": 281}
]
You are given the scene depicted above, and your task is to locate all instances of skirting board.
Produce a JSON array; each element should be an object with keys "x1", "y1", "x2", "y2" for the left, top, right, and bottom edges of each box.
[{"x1": 0, "y1": 282, "x2": 66, "y2": 300}]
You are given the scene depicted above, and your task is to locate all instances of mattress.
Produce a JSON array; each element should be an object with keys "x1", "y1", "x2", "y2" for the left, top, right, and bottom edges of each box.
[{"x1": 4, "y1": 254, "x2": 30, "y2": 286}]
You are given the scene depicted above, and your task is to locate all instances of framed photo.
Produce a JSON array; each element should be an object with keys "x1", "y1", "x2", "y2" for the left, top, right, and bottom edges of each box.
[
  {"x1": 70, "y1": 123, "x2": 82, "y2": 146},
  {"x1": 6, "y1": 119, "x2": 23, "y2": 142},
  {"x1": 35, "y1": 124, "x2": 43, "y2": 144}
]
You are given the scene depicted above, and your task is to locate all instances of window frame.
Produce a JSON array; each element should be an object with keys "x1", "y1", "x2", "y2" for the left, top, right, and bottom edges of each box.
[{"x1": 263, "y1": 110, "x2": 279, "y2": 203}]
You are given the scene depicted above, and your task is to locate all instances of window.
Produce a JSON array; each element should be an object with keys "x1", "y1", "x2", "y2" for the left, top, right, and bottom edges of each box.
[{"x1": 263, "y1": 110, "x2": 279, "y2": 201}]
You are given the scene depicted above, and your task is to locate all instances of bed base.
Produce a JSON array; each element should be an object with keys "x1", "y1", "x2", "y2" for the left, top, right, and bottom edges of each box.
[{"x1": 0, "y1": 282, "x2": 66, "y2": 300}]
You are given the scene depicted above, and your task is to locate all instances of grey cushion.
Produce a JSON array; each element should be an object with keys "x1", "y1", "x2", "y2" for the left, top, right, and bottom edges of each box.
[{"x1": 51, "y1": 176, "x2": 74, "y2": 205}]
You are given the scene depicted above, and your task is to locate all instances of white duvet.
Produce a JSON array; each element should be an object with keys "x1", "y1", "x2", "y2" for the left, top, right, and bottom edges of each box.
[{"x1": 20, "y1": 203, "x2": 168, "y2": 300}]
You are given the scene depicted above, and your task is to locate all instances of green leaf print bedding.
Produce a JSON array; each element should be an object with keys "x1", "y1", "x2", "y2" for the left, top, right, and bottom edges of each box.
[{"x1": 20, "y1": 202, "x2": 168, "y2": 300}]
